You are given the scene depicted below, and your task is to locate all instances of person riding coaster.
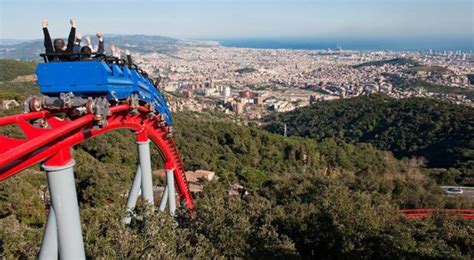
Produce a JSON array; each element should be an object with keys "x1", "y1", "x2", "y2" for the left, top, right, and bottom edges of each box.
[
  {"x1": 43, "y1": 18, "x2": 105, "y2": 61},
  {"x1": 42, "y1": 18, "x2": 76, "y2": 61},
  {"x1": 41, "y1": 18, "x2": 159, "y2": 88}
]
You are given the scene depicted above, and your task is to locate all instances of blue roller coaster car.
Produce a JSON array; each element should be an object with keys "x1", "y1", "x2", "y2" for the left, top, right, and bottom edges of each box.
[{"x1": 36, "y1": 59, "x2": 172, "y2": 125}]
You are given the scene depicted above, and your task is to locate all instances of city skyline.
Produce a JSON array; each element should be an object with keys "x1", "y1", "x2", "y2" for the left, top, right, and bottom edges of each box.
[{"x1": 0, "y1": 0, "x2": 472, "y2": 41}]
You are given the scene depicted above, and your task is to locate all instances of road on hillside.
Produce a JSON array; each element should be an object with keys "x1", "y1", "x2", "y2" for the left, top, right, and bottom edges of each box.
[{"x1": 441, "y1": 186, "x2": 474, "y2": 199}]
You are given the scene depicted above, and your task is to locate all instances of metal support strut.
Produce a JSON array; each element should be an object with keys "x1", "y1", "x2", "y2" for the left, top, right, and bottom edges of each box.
[
  {"x1": 137, "y1": 138, "x2": 154, "y2": 205},
  {"x1": 124, "y1": 165, "x2": 142, "y2": 224},
  {"x1": 159, "y1": 186, "x2": 169, "y2": 212},
  {"x1": 158, "y1": 163, "x2": 176, "y2": 216},
  {"x1": 124, "y1": 133, "x2": 155, "y2": 224},
  {"x1": 166, "y1": 168, "x2": 177, "y2": 216},
  {"x1": 39, "y1": 160, "x2": 86, "y2": 260},
  {"x1": 39, "y1": 207, "x2": 58, "y2": 259}
]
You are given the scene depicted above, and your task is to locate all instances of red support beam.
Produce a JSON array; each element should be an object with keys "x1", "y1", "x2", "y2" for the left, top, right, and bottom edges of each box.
[{"x1": 0, "y1": 105, "x2": 194, "y2": 210}]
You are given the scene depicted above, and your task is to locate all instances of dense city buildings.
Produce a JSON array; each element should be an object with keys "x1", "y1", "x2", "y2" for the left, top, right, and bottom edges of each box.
[
  {"x1": 129, "y1": 44, "x2": 473, "y2": 119},
  {"x1": 3, "y1": 40, "x2": 470, "y2": 118}
]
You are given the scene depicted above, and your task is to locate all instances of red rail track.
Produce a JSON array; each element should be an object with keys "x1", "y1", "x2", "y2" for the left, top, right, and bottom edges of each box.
[
  {"x1": 400, "y1": 209, "x2": 474, "y2": 220},
  {"x1": 0, "y1": 104, "x2": 194, "y2": 209}
]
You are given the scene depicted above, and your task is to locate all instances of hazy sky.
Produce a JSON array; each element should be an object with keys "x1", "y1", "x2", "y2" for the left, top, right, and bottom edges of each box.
[{"x1": 0, "y1": 0, "x2": 472, "y2": 40}]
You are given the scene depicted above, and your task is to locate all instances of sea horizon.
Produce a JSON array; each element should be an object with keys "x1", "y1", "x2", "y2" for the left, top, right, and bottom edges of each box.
[
  {"x1": 1, "y1": 35, "x2": 472, "y2": 53},
  {"x1": 215, "y1": 36, "x2": 473, "y2": 52}
]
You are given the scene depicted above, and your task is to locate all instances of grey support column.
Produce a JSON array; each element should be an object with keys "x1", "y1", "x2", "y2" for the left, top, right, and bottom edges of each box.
[
  {"x1": 124, "y1": 165, "x2": 142, "y2": 224},
  {"x1": 137, "y1": 140, "x2": 154, "y2": 204},
  {"x1": 42, "y1": 160, "x2": 86, "y2": 260},
  {"x1": 159, "y1": 185, "x2": 169, "y2": 212},
  {"x1": 166, "y1": 169, "x2": 176, "y2": 216},
  {"x1": 39, "y1": 207, "x2": 58, "y2": 260}
]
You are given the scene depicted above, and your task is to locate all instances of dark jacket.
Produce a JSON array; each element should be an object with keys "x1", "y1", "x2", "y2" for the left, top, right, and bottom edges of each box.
[
  {"x1": 126, "y1": 54, "x2": 133, "y2": 67},
  {"x1": 97, "y1": 39, "x2": 105, "y2": 55},
  {"x1": 73, "y1": 39, "x2": 81, "y2": 54},
  {"x1": 43, "y1": 27, "x2": 76, "y2": 61}
]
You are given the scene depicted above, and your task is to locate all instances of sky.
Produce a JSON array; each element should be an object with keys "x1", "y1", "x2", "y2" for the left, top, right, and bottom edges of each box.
[{"x1": 0, "y1": 0, "x2": 472, "y2": 41}]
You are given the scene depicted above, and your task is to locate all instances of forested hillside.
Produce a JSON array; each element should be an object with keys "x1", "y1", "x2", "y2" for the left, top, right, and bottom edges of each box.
[
  {"x1": 0, "y1": 59, "x2": 39, "y2": 100},
  {"x1": 264, "y1": 94, "x2": 474, "y2": 185},
  {"x1": 0, "y1": 61, "x2": 473, "y2": 258},
  {"x1": 1, "y1": 107, "x2": 473, "y2": 258},
  {"x1": 352, "y1": 58, "x2": 420, "y2": 68},
  {"x1": 0, "y1": 59, "x2": 37, "y2": 81}
]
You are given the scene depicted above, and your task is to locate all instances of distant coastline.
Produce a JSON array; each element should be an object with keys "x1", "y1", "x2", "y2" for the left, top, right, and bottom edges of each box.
[{"x1": 217, "y1": 36, "x2": 474, "y2": 52}]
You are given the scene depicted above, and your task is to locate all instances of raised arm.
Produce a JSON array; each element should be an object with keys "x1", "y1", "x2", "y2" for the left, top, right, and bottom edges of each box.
[
  {"x1": 84, "y1": 35, "x2": 93, "y2": 50},
  {"x1": 42, "y1": 18, "x2": 54, "y2": 53},
  {"x1": 65, "y1": 18, "x2": 76, "y2": 53},
  {"x1": 125, "y1": 49, "x2": 133, "y2": 67},
  {"x1": 73, "y1": 31, "x2": 82, "y2": 54},
  {"x1": 96, "y1": 32, "x2": 105, "y2": 55}
]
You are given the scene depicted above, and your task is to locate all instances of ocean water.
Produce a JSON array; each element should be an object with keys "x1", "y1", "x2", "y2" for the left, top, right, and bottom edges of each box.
[{"x1": 218, "y1": 36, "x2": 473, "y2": 52}]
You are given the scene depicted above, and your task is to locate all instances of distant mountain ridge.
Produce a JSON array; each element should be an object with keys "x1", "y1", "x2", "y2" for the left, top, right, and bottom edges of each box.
[
  {"x1": 0, "y1": 39, "x2": 35, "y2": 45},
  {"x1": 0, "y1": 34, "x2": 217, "y2": 60}
]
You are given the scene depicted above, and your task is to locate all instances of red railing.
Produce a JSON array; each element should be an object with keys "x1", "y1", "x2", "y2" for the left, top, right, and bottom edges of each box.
[{"x1": 400, "y1": 209, "x2": 474, "y2": 219}]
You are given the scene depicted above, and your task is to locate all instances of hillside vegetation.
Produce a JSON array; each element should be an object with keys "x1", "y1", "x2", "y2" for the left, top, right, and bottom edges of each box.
[
  {"x1": 468, "y1": 74, "x2": 474, "y2": 85},
  {"x1": 0, "y1": 59, "x2": 37, "y2": 81},
  {"x1": 352, "y1": 58, "x2": 420, "y2": 69},
  {"x1": 1, "y1": 107, "x2": 473, "y2": 258},
  {"x1": 403, "y1": 65, "x2": 449, "y2": 74},
  {"x1": 264, "y1": 94, "x2": 474, "y2": 185},
  {"x1": 235, "y1": 67, "x2": 258, "y2": 74},
  {"x1": 0, "y1": 59, "x2": 39, "y2": 101},
  {"x1": 386, "y1": 74, "x2": 474, "y2": 99}
]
